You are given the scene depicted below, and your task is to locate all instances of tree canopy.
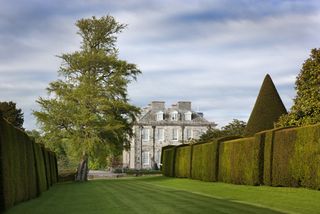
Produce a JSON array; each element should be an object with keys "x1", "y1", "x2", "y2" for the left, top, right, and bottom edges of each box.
[
  {"x1": 0, "y1": 101, "x2": 24, "y2": 129},
  {"x1": 33, "y1": 16, "x2": 141, "y2": 169},
  {"x1": 277, "y1": 48, "x2": 320, "y2": 127},
  {"x1": 244, "y1": 74, "x2": 287, "y2": 136},
  {"x1": 198, "y1": 119, "x2": 247, "y2": 143}
]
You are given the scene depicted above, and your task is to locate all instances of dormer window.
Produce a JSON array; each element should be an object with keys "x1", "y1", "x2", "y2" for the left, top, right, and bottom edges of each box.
[
  {"x1": 185, "y1": 111, "x2": 192, "y2": 121},
  {"x1": 156, "y1": 111, "x2": 164, "y2": 121},
  {"x1": 171, "y1": 111, "x2": 178, "y2": 121}
]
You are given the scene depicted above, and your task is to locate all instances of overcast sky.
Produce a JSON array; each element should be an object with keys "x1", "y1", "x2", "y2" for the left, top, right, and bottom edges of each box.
[{"x1": 1, "y1": 0, "x2": 320, "y2": 130}]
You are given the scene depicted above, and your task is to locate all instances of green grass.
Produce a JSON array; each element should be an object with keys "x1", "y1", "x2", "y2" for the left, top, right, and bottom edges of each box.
[{"x1": 5, "y1": 176, "x2": 320, "y2": 214}]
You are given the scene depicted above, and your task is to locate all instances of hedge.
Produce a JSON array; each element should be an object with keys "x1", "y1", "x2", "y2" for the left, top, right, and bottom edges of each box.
[
  {"x1": 161, "y1": 146, "x2": 176, "y2": 177},
  {"x1": 244, "y1": 74, "x2": 287, "y2": 136},
  {"x1": 33, "y1": 142, "x2": 48, "y2": 193},
  {"x1": 191, "y1": 136, "x2": 241, "y2": 182},
  {"x1": 174, "y1": 144, "x2": 191, "y2": 178},
  {"x1": 270, "y1": 124, "x2": 320, "y2": 189},
  {"x1": 218, "y1": 136, "x2": 263, "y2": 185},
  {"x1": 291, "y1": 124, "x2": 320, "y2": 189},
  {"x1": 49, "y1": 151, "x2": 58, "y2": 184},
  {"x1": 161, "y1": 124, "x2": 320, "y2": 190},
  {"x1": 0, "y1": 117, "x2": 58, "y2": 212},
  {"x1": 271, "y1": 128, "x2": 299, "y2": 187},
  {"x1": 42, "y1": 147, "x2": 52, "y2": 188}
]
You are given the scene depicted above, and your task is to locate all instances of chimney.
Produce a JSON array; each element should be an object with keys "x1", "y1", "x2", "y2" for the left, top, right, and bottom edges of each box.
[
  {"x1": 178, "y1": 101, "x2": 191, "y2": 111},
  {"x1": 151, "y1": 101, "x2": 165, "y2": 111}
]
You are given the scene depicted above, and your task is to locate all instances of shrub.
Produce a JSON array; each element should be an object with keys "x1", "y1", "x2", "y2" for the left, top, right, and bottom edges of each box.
[
  {"x1": 271, "y1": 128, "x2": 299, "y2": 187},
  {"x1": 263, "y1": 130, "x2": 274, "y2": 186},
  {"x1": 161, "y1": 146, "x2": 176, "y2": 177},
  {"x1": 290, "y1": 124, "x2": 320, "y2": 189},
  {"x1": 0, "y1": 117, "x2": 15, "y2": 211},
  {"x1": 42, "y1": 147, "x2": 52, "y2": 188},
  {"x1": 191, "y1": 141, "x2": 216, "y2": 181},
  {"x1": 23, "y1": 133, "x2": 37, "y2": 199},
  {"x1": 174, "y1": 144, "x2": 191, "y2": 178},
  {"x1": 191, "y1": 136, "x2": 241, "y2": 182},
  {"x1": 33, "y1": 142, "x2": 48, "y2": 193},
  {"x1": 272, "y1": 125, "x2": 320, "y2": 189},
  {"x1": 0, "y1": 117, "x2": 58, "y2": 212},
  {"x1": 123, "y1": 168, "x2": 161, "y2": 175},
  {"x1": 244, "y1": 74, "x2": 287, "y2": 136},
  {"x1": 218, "y1": 137, "x2": 262, "y2": 185}
]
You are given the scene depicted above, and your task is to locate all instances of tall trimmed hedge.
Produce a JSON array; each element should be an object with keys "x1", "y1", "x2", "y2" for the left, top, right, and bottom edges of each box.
[
  {"x1": 161, "y1": 146, "x2": 176, "y2": 177},
  {"x1": 191, "y1": 141, "x2": 217, "y2": 181},
  {"x1": 270, "y1": 124, "x2": 320, "y2": 189},
  {"x1": 271, "y1": 128, "x2": 298, "y2": 187},
  {"x1": 191, "y1": 136, "x2": 241, "y2": 182},
  {"x1": 174, "y1": 145, "x2": 191, "y2": 178},
  {"x1": 291, "y1": 124, "x2": 320, "y2": 189},
  {"x1": 244, "y1": 74, "x2": 287, "y2": 136},
  {"x1": 161, "y1": 124, "x2": 320, "y2": 191},
  {"x1": 0, "y1": 117, "x2": 58, "y2": 212},
  {"x1": 33, "y1": 142, "x2": 48, "y2": 193},
  {"x1": 218, "y1": 136, "x2": 263, "y2": 185}
]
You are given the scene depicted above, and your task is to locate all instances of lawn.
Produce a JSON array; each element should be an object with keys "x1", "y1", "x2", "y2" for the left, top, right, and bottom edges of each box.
[{"x1": 5, "y1": 176, "x2": 320, "y2": 214}]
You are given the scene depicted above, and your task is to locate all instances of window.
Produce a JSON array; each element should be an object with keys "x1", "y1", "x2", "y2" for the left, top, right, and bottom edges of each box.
[
  {"x1": 142, "y1": 128, "x2": 149, "y2": 141},
  {"x1": 171, "y1": 111, "x2": 178, "y2": 121},
  {"x1": 172, "y1": 128, "x2": 178, "y2": 141},
  {"x1": 142, "y1": 152, "x2": 150, "y2": 165},
  {"x1": 157, "y1": 128, "x2": 164, "y2": 142},
  {"x1": 156, "y1": 111, "x2": 164, "y2": 121},
  {"x1": 185, "y1": 111, "x2": 192, "y2": 121},
  {"x1": 186, "y1": 128, "x2": 192, "y2": 140}
]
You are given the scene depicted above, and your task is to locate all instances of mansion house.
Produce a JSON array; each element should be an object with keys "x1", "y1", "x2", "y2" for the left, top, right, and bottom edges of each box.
[{"x1": 123, "y1": 101, "x2": 216, "y2": 169}]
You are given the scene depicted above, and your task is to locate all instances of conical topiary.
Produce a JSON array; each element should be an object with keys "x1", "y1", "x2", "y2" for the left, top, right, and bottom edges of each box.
[{"x1": 244, "y1": 74, "x2": 287, "y2": 136}]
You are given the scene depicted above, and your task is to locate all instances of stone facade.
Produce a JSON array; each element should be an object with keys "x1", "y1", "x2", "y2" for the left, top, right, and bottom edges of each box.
[{"x1": 123, "y1": 101, "x2": 216, "y2": 169}]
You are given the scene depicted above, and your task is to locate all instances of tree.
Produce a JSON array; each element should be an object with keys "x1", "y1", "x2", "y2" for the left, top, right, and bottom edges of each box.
[
  {"x1": 198, "y1": 119, "x2": 247, "y2": 143},
  {"x1": 0, "y1": 101, "x2": 24, "y2": 129},
  {"x1": 244, "y1": 74, "x2": 287, "y2": 136},
  {"x1": 277, "y1": 48, "x2": 320, "y2": 127},
  {"x1": 221, "y1": 119, "x2": 246, "y2": 136},
  {"x1": 33, "y1": 16, "x2": 141, "y2": 181}
]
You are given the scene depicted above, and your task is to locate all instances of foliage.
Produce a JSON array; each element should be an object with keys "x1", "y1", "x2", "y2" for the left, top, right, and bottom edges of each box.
[
  {"x1": 218, "y1": 137, "x2": 262, "y2": 185},
  {"x1": 291, "y1": 124, "x2": 320, "y2": 189},
  {"x1": 0, "y1": 117, "x2": 58, "y2": 212},
  {"x1": 244, "y1": 74, "x2": 287, "y2": 136},
  {"x1": 199, "y1": 119, "x2": 246, "y2": 142},
  {"x1": 33, "y1": 16, "x2": 140, "y2": 168},
  {"x1": 33, "y1": 143, "x2": 48, "y2": 193},
  {"x1": 222, "y1": 119, "x2": 247, "y2": 136},
  {"x1": 191, "y1": 140, "x2": 218, "y2": 181},
  {"x1": 174, "y1": 145, "x2": 191, "y2": 178},
  {"x1": 270, "y1": 125, "x2": 320, "y2": 189},
  {"x1": 277, "y1": 48, "x2": 320, "y2": 127},
  {"x1": 271, "y1": 128, "x2": 299, "y2": 187},
  {"x1": 121, "y1": 168, "x2": 161, "y2": 175},
  {"x1": 161, "y1": 146, "x2": 176, "y2": 177},
  {"x1": 0, "y1": 101, "x2": 24, "y2": 129}
]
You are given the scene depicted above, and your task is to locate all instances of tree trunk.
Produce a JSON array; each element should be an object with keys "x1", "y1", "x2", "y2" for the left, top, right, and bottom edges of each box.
[{"x1": 75, "y1": 154, "x2": 89, "y2": 182}]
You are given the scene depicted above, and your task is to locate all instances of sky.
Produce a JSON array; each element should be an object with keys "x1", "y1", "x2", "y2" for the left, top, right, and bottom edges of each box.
[{"x1": 1, "y1": 0, "x2": 320, "y2": 130}]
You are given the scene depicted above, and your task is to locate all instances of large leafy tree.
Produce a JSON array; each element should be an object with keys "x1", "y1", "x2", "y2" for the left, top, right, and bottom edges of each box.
[
  {"x1": 277, "y1": 48, "x2": 320, "y2": 127},
  {"x1": 34, "y1": 16, "x2": 140, "y2": 174},
  {"x1": 0, "y1": 101, "x2": 24, "y2": 129}
]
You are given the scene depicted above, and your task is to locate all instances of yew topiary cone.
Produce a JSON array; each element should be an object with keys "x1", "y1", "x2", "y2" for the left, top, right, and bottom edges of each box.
[{"x1": 244, "y1": 74, "x2": 287, "y2": 136}]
